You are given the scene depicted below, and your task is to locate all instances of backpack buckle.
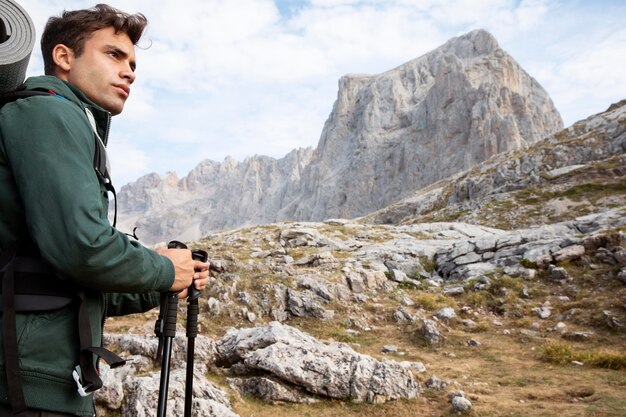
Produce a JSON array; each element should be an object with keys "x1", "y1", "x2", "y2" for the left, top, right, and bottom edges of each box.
[{"x1": 72, "y1": 365, "x2": 94, "y2": 397}]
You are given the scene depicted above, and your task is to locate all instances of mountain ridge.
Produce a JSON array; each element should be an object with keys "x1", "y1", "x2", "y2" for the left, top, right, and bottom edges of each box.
[{"x1": 116, "y1": 29, "x2": 562, "y2": 244}]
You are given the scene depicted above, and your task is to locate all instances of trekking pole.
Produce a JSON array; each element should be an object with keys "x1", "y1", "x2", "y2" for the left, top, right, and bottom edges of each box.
[
  {"x1": 155, "y1": 290, "x2": 178, "y2": 417},
  {"x1": 185, "y1": 248, "x2": 208, "y2": 417},
  {"x1": 167, "y1": 241, "x2": 208, "y2": 417},
  {"x1": 154, "y1": 240, "x2": 191, "y2": 417}
]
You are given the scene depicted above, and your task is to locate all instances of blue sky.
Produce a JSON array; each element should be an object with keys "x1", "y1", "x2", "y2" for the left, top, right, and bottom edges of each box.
[{"x1": 19, "y1": 0, "x2": 626, "y2": 187}]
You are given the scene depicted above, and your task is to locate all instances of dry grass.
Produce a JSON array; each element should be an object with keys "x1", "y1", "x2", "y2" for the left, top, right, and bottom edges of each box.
[
  {"x1": 214, "y1": 317, "x2": 626, "y2": 417},
  {"x1": 409, "y1": 159, "x2": 626, "y2": 231},
  {"x1": 543, "y1": 342, "x2": 626, "y2": 370},
  {"x1": 107, "y1": 287, "x2": 626, "y2": 417},
  {"x1": 104, "y1": 230, "x2": 626, "y2": 417}
]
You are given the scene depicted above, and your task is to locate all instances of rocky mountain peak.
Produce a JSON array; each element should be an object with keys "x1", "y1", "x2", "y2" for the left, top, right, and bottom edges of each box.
[{"x1": 116, "y1": 29, "x2": 562, "y2": 245}]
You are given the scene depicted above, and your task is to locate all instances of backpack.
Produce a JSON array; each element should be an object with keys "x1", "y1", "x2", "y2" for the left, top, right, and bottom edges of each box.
[{"x1": 0, "y1": 89, "x2": 124, "y2": 414}]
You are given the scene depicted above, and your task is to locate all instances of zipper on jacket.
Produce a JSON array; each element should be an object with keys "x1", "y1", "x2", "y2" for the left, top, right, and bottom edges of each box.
[{"x1": 102, "y1": 112, "x2": 111, "y2": 146}]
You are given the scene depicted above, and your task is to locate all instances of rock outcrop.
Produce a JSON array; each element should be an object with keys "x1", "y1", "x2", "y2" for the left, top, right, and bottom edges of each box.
[
  {"x1": 364, "y1": 99, "x2": 626, "y2": 226},
  {"x1": 97, "y1": 322, "x2": 424, "y2": 415},
  {"x1": 116, "y1": 29, "x2": 562, "y2": 244},
  {"x1": 215, "y1": 322, "x2": 421, "y2": 404}
]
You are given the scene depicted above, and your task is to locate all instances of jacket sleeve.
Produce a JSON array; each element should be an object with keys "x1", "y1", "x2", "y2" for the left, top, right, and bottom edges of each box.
[
  {"x1": 0, "y1": 95, "x2": 174, "y2": 293},
  {"x1": 106, "y1": 292, "x2": 162, "y2": 317}
]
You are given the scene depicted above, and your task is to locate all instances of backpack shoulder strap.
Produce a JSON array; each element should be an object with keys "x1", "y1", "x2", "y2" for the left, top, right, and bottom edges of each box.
[
  {"x1": 83, "y1": 108, "x2": 117, "y2": 227},
  {"x1": 83, "y1": 108, "x2": 111, "y2": 184},
  {"x1": 0, "y1": 90, "x2": 51, "y2": 108}
]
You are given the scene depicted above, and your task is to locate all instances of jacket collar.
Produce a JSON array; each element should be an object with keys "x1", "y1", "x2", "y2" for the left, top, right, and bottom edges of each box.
[{"x1": 22, "y1": 76, "x2": 112, "y2": 145}]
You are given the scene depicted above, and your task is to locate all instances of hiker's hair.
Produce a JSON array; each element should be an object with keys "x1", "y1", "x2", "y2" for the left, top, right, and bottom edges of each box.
[{"x1": 41, "y1": 3, "x2": 147, "y2": 75}]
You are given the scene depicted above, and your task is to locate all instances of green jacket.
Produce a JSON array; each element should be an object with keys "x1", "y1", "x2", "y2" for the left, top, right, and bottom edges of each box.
[{"x1": 0, "y1": 76, "x2": 175, "y2": 415}]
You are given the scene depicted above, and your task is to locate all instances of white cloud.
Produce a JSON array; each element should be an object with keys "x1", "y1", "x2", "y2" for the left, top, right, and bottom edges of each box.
[
  {"x1": 560, "y1": 28, "x2": 626, "y2": 92},
  {"x1": 308, "y1": 0, "x2": 361, "y2": 6},
  {"x1": 16, "y1": 0, "x2": 626, "y2": 186},
  {"x1": 515, "y1": 0, "x2": 549, "y2": 30},
  {"x1": 548, "y1": 27, "x2": 626, "y2": 124}
]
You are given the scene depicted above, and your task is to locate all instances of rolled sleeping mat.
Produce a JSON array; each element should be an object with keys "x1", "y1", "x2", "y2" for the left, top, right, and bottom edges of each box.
[{"x1": 0, "y1": 0, "x2": 35, "y2": 93}]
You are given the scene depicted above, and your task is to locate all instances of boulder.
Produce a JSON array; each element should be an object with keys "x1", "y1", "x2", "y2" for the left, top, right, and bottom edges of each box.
[{"x1": 214, "y1": 322, "x2": 421, "y2": 404}]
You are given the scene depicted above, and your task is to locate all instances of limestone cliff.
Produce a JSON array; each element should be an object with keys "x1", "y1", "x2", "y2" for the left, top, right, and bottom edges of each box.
[{"x1": 115, "y1": 29, "x2": 562, "y2": 244}]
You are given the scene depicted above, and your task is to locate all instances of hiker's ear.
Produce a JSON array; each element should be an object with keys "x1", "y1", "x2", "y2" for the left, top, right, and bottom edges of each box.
[{"x1": 51, "y1": 44, "x2": 73, "y2": 77}]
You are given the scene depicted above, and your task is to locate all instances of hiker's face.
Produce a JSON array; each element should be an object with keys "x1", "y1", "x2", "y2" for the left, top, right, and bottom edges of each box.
[{"x1": 60, "y1": 27, "x2": 136, "y2": 115}]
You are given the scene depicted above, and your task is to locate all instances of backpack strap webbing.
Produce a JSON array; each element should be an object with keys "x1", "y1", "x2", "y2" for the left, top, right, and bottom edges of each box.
[
  {"x1": 1, "y1": 239, "x2": 27, "y2": 414},
  {"x1": 75, "y1": 292, "x2": 126, "y2": 396}
]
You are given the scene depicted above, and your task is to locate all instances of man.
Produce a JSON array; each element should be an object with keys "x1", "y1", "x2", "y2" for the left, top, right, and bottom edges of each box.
[{"x1": 0, "y1": 4, "x2": 208, "y2": 416}]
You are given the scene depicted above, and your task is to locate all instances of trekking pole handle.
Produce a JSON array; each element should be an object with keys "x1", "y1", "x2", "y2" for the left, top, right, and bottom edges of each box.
[
  {"x1": 189, "y1": 249, "x2": 208, "y2": 301},
  {"x1": 167, "y1": 240, "x2": 188, "y2": 250},
  {"x1": 166, "y1": 240, "x2": 207, "y2": 301},
  {"x1": 161, "y1": 292, "x2": 179, "y2": 338}
]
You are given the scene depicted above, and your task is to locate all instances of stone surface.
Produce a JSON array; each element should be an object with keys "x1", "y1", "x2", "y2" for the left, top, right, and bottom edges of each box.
[
  {"x1": 227, "y1": 376, "x2": 318, "y2": 404},
  {"x1": 425, "y1": 375, "x2": 449, "y2": 390},
  {"x1": 214, "y1": 322, "x2": 421, "y2": 404},
  {"x1": 436, "y1": 307, "x2": 456, "y2": 321},
  {"x1": 452, "y1": 396, "x2": 473, "y2": 412},
  {"x1": 99, "y1": 323, "x2": 424, "y2": 414},
  {"x1": 429, "y1": 209, "x2": 626, "y2": 282},
  {"x1": 420, "y1": 319, "x2": 445, "y2": 345},
  {"x1": 119, "y1": 367, "x2": 235, "y2": 417},
  {"x1": 365, "y1": 99, "x2": 625, "y2": 229}
]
